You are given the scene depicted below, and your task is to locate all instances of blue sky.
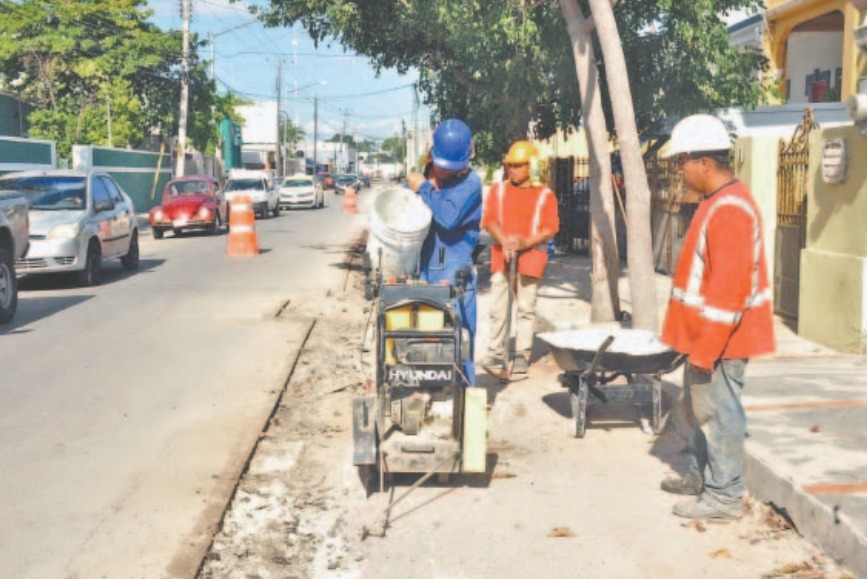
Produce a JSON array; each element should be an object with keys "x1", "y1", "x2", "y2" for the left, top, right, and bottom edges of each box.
[{"x1": 148, "y1": 0, "x2": 431, "y2": 143}]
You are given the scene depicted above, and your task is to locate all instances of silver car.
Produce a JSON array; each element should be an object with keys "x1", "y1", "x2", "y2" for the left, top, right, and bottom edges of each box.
[
  {"x1": 0, "y1": 170, "x2": 140, "y2": 286},
  {"x1": 279, "y1": 174, "x2": 324, "y2": 209}
]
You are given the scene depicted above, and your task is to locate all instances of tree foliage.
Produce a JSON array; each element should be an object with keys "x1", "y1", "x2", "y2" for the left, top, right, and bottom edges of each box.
[
  {"x1": 0, "y1": 0, "x2": 231, "y2": 157},
  {"x1": 380, "y1": 134, "x2": 406, "y2": 160},
  {"x1": 255, "y1": 0, "x2": 766, "y2": 162}
]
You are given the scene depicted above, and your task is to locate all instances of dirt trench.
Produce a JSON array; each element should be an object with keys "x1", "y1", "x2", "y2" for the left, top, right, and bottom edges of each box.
[{"x1": 198, "y1": 261, "x2": 376, "y2": 579}]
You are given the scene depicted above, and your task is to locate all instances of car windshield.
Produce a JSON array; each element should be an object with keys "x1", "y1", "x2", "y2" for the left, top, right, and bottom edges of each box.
[
  {"x1": 168, "y1": 180, "x2": 211, "y2": 196},
  {"x1": 282, "y1": 179, "x2": 313, "y2": 188},
  {"x1": 335, "y1": 175, "x2": 356, "y2": 184},
  {"x1": 225, "y1": 178, "x2": 264, "y2": 192},
  {"x1": 0, "y1": 175, "x2": 87, "y2": 210}
]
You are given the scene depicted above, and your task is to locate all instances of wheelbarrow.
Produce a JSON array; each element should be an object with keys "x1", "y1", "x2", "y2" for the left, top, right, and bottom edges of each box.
[{"x1": 538, "y1": 329, "x2": 685, "y2": 438}]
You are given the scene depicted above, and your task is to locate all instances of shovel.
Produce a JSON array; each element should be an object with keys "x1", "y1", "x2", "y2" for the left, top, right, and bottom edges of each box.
[{"x1": 489, "y1": 254, "x2": 518, "y2": 383}]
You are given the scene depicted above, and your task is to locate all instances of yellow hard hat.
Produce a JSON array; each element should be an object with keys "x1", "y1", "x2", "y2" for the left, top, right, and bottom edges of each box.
[{"x1": 503, "y1": 141, "x2": 538, "y2": 164}]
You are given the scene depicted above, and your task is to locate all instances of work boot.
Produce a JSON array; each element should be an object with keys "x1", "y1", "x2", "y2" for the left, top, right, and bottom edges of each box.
[
  {"x1": 512, "y1": 355, "x2": 529, "y2": 375},
  {"x1": 672, "y1": 496, "x2": 742, "y2": 521},
  {"x1": 660, "y1": 472, "x2": 703, "y2": 496}
]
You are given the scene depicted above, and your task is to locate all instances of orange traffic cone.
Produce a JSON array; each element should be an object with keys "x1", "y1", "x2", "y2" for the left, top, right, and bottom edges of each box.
[
  {"x1": 227, "y1": 194, "x2": 259, "y2": 256},
  {"x1": 343, "y1": 186, "x2": 357, "y2": 214}
]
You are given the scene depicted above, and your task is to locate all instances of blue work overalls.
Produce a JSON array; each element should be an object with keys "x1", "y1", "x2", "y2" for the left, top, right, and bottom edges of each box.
[{"x1": 417, "y1": 170, "x2": 483, "y2": 386}]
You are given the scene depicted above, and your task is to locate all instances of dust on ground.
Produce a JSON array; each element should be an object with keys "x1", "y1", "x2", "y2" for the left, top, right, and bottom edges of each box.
[{"x1": 198, "y1": 245, "x2": 853, "y2": 579}]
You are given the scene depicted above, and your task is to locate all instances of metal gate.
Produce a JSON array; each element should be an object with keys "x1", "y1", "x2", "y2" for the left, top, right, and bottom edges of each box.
[
  {"x1": 774, "y1": 109, "x2": 817, "y2": 320},
  {"x1": 552, "y1": 156, "x2": 590, "y2": 253}
]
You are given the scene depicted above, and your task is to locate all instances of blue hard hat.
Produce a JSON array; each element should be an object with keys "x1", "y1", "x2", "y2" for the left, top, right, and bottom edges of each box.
[{"x1": 430, "y1": 118, "x2": 473, "y2": 171}]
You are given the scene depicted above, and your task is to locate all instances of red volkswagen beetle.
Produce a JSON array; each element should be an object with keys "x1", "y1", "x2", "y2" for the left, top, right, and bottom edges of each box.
[{"x1": 149, "y1": 176, "x2": 227, "y2": 239}]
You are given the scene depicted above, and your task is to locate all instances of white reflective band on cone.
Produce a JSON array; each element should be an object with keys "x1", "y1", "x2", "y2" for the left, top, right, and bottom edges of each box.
[
  {"x1": 231, "y1": 204, "x2": 252, "y2": 212},
  {"x1": 230, "y1": 225, "x2": 255, "y2": 233}
]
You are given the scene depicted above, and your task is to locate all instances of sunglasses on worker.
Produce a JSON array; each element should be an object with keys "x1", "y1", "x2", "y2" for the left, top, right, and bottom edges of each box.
[{"x1": 505, "y1": 162, "x2": 529, "y2": 169}]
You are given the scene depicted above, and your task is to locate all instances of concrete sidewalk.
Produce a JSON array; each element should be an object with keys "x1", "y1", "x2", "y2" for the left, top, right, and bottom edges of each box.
[{"x1": 488, "y1": 251, "x2": 866, "y2": 577}]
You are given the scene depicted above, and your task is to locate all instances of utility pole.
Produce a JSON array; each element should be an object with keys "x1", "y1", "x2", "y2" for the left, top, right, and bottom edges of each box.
[
  {"x1": 340, "y1": 108, "x2": 351, "y2": 173},
  {"x1": 176, "y1": 0, "x2": 191, "y2": 177},
  {"x1": 313, "y1": 96, "x2": 318, "y2": 176},
  {"x1": 276, "y1": 59, "x2": 282, "y2": 176}
]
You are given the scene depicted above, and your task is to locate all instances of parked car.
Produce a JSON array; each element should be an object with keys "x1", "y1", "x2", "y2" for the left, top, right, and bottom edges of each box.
[
  {"x1": 334, "y1": 173, "x2": 361, "y2": 195},
  {"x1": 279, "y1": 174, "x2": 324, "y2": 209},
  {"x1": 316, "y1": 171, "x2": 334, "y2": 190},
  {"x1": 0, "y1": 170, "x2": 140, "y2": 286},
  {"x1": 223, "y1": 169, "x2": 280, "y2": 219},
  {"x1": 149, "y1": 176, "x2": 226, "y2": 239},
  {"x1": 358, "y1": 174, "x2": 371, "y2": 188},
  {"x1": 0, "y1": 190, "x2": 29, "y2": 323}
]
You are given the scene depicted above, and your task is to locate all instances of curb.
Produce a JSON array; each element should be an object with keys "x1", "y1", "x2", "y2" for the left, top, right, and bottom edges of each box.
[{"x1": 744, "y1": 442, "x2": 867, "y2": 578}]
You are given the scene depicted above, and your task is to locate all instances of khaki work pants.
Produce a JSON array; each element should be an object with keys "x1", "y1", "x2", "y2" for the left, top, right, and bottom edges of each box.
[{"x1": 487, "y1": 271, "x2": 540, "y2": 360}]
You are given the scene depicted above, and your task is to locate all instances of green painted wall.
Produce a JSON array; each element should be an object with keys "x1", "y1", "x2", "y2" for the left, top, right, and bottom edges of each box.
[
  {"x1": 806, "y1": 128, "x2": 867, "y2": 256},
  {"x1": 0, "y1": 137, "x2": 55, "y2": 176},
  {"x1": 799, "y1": 126, "x2": 867, "y2": 353},
  {"x1": 75, "y1": 146, "x2": 172, "y2": 211},
  {"x1": 800, "y1": 248, "x2": 866, "y2": 353},
  {"x1": 733, "y1": 135, "x2": 780, "y2": 288}
]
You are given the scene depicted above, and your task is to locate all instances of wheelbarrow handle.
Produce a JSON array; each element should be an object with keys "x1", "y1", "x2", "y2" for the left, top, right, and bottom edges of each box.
[{"x1": 583, "y1": 335, "x2": 615, "y2": 378}]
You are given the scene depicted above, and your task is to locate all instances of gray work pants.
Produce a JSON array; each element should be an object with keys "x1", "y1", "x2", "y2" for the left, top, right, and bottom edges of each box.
[
  {"x1": 683, "y1": 359, "x2": 749, "y2": 513},
  {"x1": 486, "y1": 271, "x2": 539, "y2": 360}
]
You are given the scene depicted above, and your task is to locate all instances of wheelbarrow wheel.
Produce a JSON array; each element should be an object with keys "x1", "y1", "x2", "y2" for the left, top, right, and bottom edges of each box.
[{"x1": 570, "y1": 381, "x2": 588, "y2": 438}]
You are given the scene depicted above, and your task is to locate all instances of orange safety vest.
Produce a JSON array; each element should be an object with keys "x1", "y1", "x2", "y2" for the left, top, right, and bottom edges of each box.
[
  {"x1": 661, "y1": 180, "x2": 775, "y2": 369},
  {"x1": 483, "y1": 181, "x2": 558, "y2": 277}
]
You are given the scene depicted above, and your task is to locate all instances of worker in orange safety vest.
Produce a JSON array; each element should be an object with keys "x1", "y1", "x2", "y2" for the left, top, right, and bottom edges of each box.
[
  {"x1": 479, "y1": 140, "x2": 559, "y2": 376},
  {"x1": 659, "y1": 114, "x2": 775, "y2": 521}
]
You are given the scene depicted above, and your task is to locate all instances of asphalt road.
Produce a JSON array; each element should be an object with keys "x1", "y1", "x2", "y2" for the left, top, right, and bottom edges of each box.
[{"x1": 0, "y1": 188, "x2": 364, "y2": 578}]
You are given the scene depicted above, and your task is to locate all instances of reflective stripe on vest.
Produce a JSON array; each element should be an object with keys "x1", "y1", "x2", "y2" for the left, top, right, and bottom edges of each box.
[
  {"x1": 497, "y1": 182, "x2": 553, "y2": 251},
  {"x1": 671, "y1": 195, "x2": 770, "y2": 326}
]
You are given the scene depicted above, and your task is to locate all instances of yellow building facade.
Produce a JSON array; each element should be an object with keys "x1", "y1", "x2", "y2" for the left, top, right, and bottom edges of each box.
[{"x1": 763, "y1": 0, "x2": 867, "y2": 103}]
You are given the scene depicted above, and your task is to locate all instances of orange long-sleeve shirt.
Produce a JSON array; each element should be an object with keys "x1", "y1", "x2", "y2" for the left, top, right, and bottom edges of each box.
[{"x1": 661, "y1": 180, "x2": 775, "y2": 370}]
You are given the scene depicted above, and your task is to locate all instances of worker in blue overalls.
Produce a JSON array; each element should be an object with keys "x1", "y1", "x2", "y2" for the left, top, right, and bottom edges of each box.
[{"x1": 407, "y1": 118, "x2": 483, "y2": 386}]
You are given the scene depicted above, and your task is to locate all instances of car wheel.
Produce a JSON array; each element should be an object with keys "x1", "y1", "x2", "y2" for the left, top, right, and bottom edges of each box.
[
  {"x1": 208, "y1": 213, "x2": 221, "y2": 235},
  {"x1": 0, "y1": 248, "x2": 18, "y2": 325},
  {"x1": 172, "y1": 228, "x2": 183, "y2": 237},
  {"x1": 153, "y1": 228, "x2": 164, "y2": 240},
  {"x1": 121, "y1": 230, "x2": 140, "y2": 271},
  {"x1": 78, "y1": 241, "x2": 102, "y2": 287}
]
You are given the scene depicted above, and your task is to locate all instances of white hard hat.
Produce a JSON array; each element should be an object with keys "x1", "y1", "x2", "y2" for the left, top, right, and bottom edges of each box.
[{"x1": 664, "y1": 114, "x2": 732, "y2": 157}]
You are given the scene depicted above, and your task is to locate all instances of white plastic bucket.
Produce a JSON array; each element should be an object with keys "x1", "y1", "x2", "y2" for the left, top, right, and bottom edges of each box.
[{"x1": 367, "y1": 188, "x2": 432, "y2": 277}]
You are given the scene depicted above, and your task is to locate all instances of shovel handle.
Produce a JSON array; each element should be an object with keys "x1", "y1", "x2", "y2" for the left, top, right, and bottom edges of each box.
[{"x1": 501, "y1": 255, "x2": 518, "y2": 375}]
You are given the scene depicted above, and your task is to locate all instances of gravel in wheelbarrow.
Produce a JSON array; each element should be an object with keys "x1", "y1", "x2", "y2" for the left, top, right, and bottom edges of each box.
[{"x1": 538, "y1": 328, "x2": 683, "y2": 375}]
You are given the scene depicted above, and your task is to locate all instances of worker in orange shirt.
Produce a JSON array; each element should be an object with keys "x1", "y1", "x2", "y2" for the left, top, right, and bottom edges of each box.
[
  {"x1": 479, "y1": 141, "x2": 558, "y2": 375},
  {"x1": 660, "y1": 115, "x2": 775, "y2": 520}
]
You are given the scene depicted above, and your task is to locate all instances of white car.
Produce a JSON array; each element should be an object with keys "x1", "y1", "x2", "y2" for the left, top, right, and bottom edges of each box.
[
  {"x1": 279, "y1": 175, "x2": 324, "y2": 209},
  {"x1": 0, "y1": 170, "x2": 139, "y2": 286},
  {"x1": 223, "y1": 170, "x2": 280, "y2": 219}
]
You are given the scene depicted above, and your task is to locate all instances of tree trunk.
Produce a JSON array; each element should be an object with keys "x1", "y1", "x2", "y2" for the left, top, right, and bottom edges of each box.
[
  {"x1": 586, "y1": 0, "x2": 658, "y2": 331},
  {"x1": 561, "y1": 0, "x2": 620, "y2": 323}
]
